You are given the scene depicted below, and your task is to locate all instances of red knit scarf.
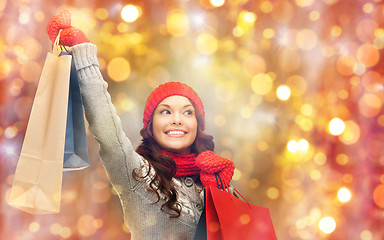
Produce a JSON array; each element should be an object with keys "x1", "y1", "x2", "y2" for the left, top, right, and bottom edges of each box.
[
  {"x1": 161, "y1": 150, "x2": 235, "y2": 188},
  {"x1": 161, "y1": 150, "x2": 200, "y2": 177}
]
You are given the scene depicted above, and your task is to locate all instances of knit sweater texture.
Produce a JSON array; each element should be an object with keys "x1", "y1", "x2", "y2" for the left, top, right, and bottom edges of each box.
[{"x1": 71, "y1": 43, "x2": 204, "y2": 240}]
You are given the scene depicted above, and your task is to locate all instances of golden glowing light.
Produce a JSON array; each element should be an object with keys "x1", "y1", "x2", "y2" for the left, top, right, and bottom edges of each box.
[
  {"x1": 295, "y1": 0, "x2": 314, "y2": 7},
  {"x1": 360, "y1": 230, "x2": 373, "y2": 240},
  {"x1": 339, "y1": 120, "x2": 361, "y2": 145},
  {"x1": 243, "y1": 12, "x2": 257, "y2": 23},
  {"x1": 314, "y1": 152, "x2": 327, "y2": 165},
  {"x1": 210, "y1": 0, "x2": 225, "y2": 7},
  {"x1": 298, "y1": 139, "x2": 309, "y2": 151},
  {"x1": 296, "y1": 29, "x2": 318, "y2": 50},
  {"x1": 107, "y1": 57, "x2": 131, "y2": 82},
  {"x1": 96, "y1": 8, "x2": 109, "y2": 20},
  {"x1": 167, "y1": 10, "x2": 189, "y2": 36},
  {"x1": 287, "y1": 140, "x2": 299, "y2": 153},
  {"x1": 318, "y1": 216, "x2": 336, "y2": 234},
  {"x1": 121, "y1": 5, "x2": 140, "y2": 23},
  {"x1": 328, "y1": 118, "x2": 345, "y2": 136},
  {"x1": 337, "y1": 187, "x2": 352, "y2": 203},
  {"x1": 29, "y1": 222, "x2": 40, "y2": 233},
  {"x1": 267, "y1": 187, "x2": 280, "y2": 199},
  {"x1": 251, "y1": 73, "x2": 273, "y2": 95},
  {"x1": 276, "y1": 85, "x2": 291, "y2": 101},
  {"x1": 373, "y1": 184, "x2": 384, "y2": 208},
  {"x1": 196, "y1": 33, "x2": 218, "y2": 55}
]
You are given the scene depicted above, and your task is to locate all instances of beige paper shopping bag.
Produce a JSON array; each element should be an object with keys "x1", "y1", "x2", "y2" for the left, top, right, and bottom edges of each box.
[{"x1": 8, "y1": 32, "x2": 72, "y2": 214}]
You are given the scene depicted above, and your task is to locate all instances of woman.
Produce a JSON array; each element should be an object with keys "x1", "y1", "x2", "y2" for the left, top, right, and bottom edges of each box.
[{"x1": 47, "y1": 10, "x2": 235, "y2": 239}]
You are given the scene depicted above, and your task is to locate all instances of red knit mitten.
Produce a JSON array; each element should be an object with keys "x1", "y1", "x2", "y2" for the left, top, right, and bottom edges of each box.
[
  {"x1": 196, "y1": 150, "x2": 235, "y2": 188},
  {"x1": 46, "y1": 10, "x2": 90, "y2": 46},
  {"x1": 46, "y1": 10, "x2": 71, "y2": 42}
]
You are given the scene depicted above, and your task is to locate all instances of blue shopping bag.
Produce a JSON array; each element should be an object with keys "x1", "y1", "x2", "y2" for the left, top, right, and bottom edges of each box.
[{"x1": 61, "y1": 51, "x2": 90, "y2": 171}]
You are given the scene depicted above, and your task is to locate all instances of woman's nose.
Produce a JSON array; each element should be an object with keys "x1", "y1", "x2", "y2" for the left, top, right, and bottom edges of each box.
[{"x1": 172, "y1": 113, "x2": 182, "y2": 125}]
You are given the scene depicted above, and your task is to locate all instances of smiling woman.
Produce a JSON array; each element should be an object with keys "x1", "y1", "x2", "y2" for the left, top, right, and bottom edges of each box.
[{"x1": 44, "y1": 10, "x2": 235, "y2": 240}]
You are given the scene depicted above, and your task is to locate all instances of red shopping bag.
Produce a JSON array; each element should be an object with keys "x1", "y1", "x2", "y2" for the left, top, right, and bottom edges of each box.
[{"x1": 205, "y1": 179, "x2": 277, "y2": 239}]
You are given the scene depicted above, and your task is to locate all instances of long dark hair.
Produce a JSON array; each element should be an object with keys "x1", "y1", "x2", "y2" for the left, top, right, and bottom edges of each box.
[{"x1": 134, "y1": 105, "x2": 214, "y2": 217}]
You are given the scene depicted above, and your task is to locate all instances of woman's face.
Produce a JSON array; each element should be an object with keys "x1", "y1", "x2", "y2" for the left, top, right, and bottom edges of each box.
[{"x1": 152, "y1": 95, "x2": 198, "y2": 154}]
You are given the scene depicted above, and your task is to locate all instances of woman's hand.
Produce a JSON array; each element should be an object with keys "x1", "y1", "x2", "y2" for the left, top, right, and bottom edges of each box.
[
  {"x1": 196, "y1": 150, "x2": 235, "y2": 188},
  {"x1": 46, "y1": 10, "x2": 90, "y2": 46}
]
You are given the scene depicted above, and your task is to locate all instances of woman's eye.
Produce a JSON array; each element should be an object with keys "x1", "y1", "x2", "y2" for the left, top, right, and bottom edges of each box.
[
  {"x1": 160, "y1": 109, "x2": 171, "y2": 114},
  {"x1": 184, "y1": 110, "x2": 194, "y2": 115}
]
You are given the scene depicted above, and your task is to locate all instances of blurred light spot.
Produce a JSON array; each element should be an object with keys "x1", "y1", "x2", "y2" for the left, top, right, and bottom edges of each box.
[
  {"x1": 167, "y1": 10, "x2": 189, "y2": 37},
  {"x1": 373, "y1": 184, "x2": 384, "y2": 208},
  {"x1": 214, "y1": 114, "x2": 226, "y2": 127},
  {"x1": 298, "y1": 139, "x2": 309, "y2": 151},
  {"x1": 233, "y1": 26, "x2": 243, "y2": 37},
  {"x1": 243, "y1": 55, "x2": 266, "y2": 77},
  {"x1": 286, "y1": 75, "x2": 307, "y2": 97},
  {"x1": 357, "y1": 43, "x2": 380, "y2": 67},
  {"x1": 328, "y1": 118, "x2": 345, "y2": 136},
  {"x1": 295, "y1": 0, "x2": 314, "y2": 7},
  {"x1": 295, "y1": 115, "x2": 313, "y2": 131},
  {"x1": 363, "y1": 3, "x2": 374, "y2": 14},
  {"x1": 301, "y1": 104, "x2": 313, "y2": 116},
  {"x1": 34, "y1": 11, "x2": 45, "y2": 22},
  {"x1": 19, "y1": 12, "x2": 30, "y2": 24},
  {"x1": 296, "y1": 29, "x2": 317, "y2": 50},
  {"x1": 314, "y1": 152, "x2": 327, "y2": 165},
  {"x1": 249, "y1": 178, "x2": 260, "y2": 189},
  {"x1": 240, "y1": 106, "x2": 252, "y2": 119},
  {"x1": 232, "y1": 168, "x2": 242, "y2": 181},
  {"x1": 380, "y1": 174, "x2": 384, "y2": 184},
  {"x1": 356, "y1": 19, "x2": 377, "y2": 43},
  {"x1": 338, "y1": 187, "x2": 352, "y2": 203},
  {"x1": 362, "y1": 71, "x2": 382, "y2": 92},
  {"x1": 338, "y1": 89, "x2": 349, "y2": 99},
  {"x1": 331, "y1": 26, "x2": 342, "y2": 38},
  {"x1": 251, "y1": 73, "x2": 273, "y2": 95},
  {"x1": 260, "y1": 1, "x2": 273, "y2": 13},
  {"x1": 4, "y1": 145, "x2": 15, "y2": 156},
  {"x1": 121, "y1": 5, "x2": 140, "y2": 23},
  {"x1": 240, "y1": 214, "x2": 250, "y2": 224},
  {"x1": 340, "y1": 120, "x2": 360, "y2": 145},
  {"x1": 117, "y1": 22, "x2": 129, "y2": 33},
  {"x1": 96, "y1": 8, "x2": 109, "y2": 20},
  {"x1": 4, "y1": 126, "x2": 18, "y2": 138},
  {"x1": 336, "y1": 153, "x2": 348, "y2": 165},
  {"x1": 208, "y1": 222, "x2": 220, "y2": 233},
  {"x1": 353, "y1": 63, "x2": 366, "y2": 76},
  {"x1": 287, "y1": 140, "x2": 299, "y2": 153},
  {"x1": 77, "y1": 215, "x2": 97, "y2": 237},
  {"x1": 337, "y1": 55, "x2": 357, "y2": 76},
  {"x1": 360, "y1": 230, "x2": 373, "y2": 240},
  {"x1": 267, "y1": 187, "x2": 279, "y2": 199},
  {"x1": 378, "y1": 114, "x2": 384, "y2": 127},
  {"x1": 60, "y1": 227, "x2": 72, "y2": 238},
  {"x1": 318, "y1": 216, "x2": 336, "y2": 234},
  {"x1": 343, "y1": 173, "x2": 353, "y2": 183},
  {"x1": 210, "y1": 0, "x2": 225, "y2": 7},
  {"x1": 29, "y1": 222, "x2": 40, "y2": 233},
  {"x1": 94, "y1": 218, "x2": 104, "y2": 229},
  {"x1": 50, "y1": 223, "x2": 62, "y2": 235},
  {"x1": 310, "y1": 170, "x2": 322, "y2": 180},
  {"x1": 145, "y1": 212, "x2": 157, "y2": 226},
  {"x1": 196, "y1": 33, "x2": 218, "y2": 55},
  {"x1": 263, "y1": 28, "x2": 275, "y2": 39},
  {"x1": 359, "y1": 93, "x2": 382, "y2": 118},
  {"x1": 20, "y1": 61, "x2": 41, "y2": 82},
  {"x1": 276, "y1": 85, "x2": 291, "y2": 101},
  {"x1": 309, "y1": 10, "x2": 320, "y2": 21},
  {"x1": 243, "y1": 12, "x2": 257, "y2": 23},
  {"x1": 0, "y1": 59, "x2": 12, "y2": 78},
  {"x1": 107, "y1": 57, "x2": 131, "y2": 82}
]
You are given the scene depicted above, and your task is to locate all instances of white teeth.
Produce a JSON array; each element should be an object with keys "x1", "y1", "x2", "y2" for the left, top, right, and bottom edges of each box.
[{"x1": 167, "y1": 131, "x2": 185, "y2": 135}]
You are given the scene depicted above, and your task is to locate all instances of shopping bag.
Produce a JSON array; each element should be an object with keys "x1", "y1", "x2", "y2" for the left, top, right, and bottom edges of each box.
[
  {"x1": 193, "y1": 189, "x2": 207, "y2": 240},
  {"x1": 8, "y1": 31, "x2": 71, "y2": 214},
  {"x1": 203, "y1": 174, "x2": 277, "y2": 240},
  {"x1": 61, "y1": 51, "x2": 90, "y2": 171}
]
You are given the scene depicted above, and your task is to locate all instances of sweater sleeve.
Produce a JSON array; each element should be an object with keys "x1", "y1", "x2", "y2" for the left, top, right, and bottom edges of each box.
[{"x1": 70, "y1": 43, "x2": 141, "y2": 190}]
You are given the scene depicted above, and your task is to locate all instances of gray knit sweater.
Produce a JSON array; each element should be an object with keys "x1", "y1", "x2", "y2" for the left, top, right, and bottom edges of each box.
[{"x1": 71, "y1": 43, "x2": 204, "y2": 240}]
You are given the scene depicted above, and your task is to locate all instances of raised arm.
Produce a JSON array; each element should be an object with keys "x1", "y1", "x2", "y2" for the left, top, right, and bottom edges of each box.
[{"x1": 46, "y1": 10, "x2": 142, "y2": 189}]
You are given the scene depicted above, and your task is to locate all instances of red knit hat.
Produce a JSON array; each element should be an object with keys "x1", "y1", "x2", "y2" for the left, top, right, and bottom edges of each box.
[{"x1": 143, "y1": 82, "x2": 205, "y2": 130}]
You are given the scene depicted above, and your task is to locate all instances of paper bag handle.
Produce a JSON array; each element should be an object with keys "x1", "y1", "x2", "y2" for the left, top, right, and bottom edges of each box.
[{"x1": 52, "y1": 29, "x2": 62, "y2": 56}]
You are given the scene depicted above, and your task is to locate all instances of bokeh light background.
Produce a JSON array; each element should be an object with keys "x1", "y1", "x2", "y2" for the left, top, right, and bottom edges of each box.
[{"x1": 1, "y1": 0, "x2": 384, "y2": 239}]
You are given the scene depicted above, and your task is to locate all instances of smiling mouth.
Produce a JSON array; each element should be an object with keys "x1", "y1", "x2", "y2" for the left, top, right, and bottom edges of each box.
[{"x1": 165, "y1": 130, "x2": 187, "y2": 135}]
